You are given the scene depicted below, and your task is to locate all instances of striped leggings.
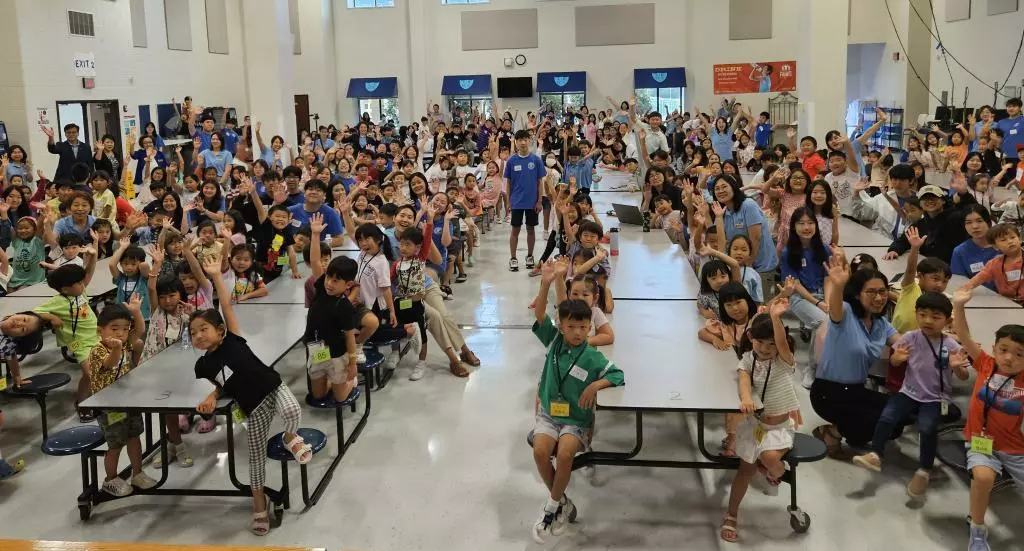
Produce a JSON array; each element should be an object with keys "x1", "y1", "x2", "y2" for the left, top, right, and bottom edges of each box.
[{"x1": 245, "y1": 383, "x2": 302, "y2": 490}]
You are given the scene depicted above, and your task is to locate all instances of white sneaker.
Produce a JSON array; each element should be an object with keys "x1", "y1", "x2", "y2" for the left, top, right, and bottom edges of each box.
[
  {"x1": 409, "y1": 361, "x2": 427, "y2": 381},
  {"x1": 175, "y1": 443, "x2": 194, "y2": 468},
  {"x1": 152, "y1": 445, "x2": 175, "y2": 469},
  {"x1": 102, "y1": 477, "x2": 133, "y2": 497},
  {"x1": 356, "y1": 351, "x2": 367, "y2": 364},
  {"x1": 801, "y1": 366, "x2": 815, "y2": 389},
  {"x1": 532, "y1": 507, "x2": 557, "y2": 544},
  {"x1": 131, "y1": 471, "x2": 159, "y2": 490},
  {"x1": 406, "y1": 331, "x2": 422, "y2": 357},
  {"x1": 551, "y1": 496, "x2": 576, "y2": 535},
  {"x1": 383, "y1": 350, "x2": 400, "y2": 371}
]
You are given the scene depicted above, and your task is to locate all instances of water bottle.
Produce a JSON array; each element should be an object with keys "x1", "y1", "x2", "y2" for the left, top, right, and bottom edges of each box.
[
  {"x1": 641, "y1": 211, "x2": 651, "y2": 233},
  {"x1": 609, "y1": 227, "x2": 620, "y2": 256},
  {"x1": 180, "y1": 323, "x2": 193, "y2": 351}
]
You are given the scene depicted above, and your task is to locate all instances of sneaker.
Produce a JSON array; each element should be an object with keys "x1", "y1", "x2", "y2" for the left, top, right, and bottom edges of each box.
[
  {"x1": 907, "y1": 468, "x2": 930, "y2": 498},
  {"x1": 197, "y1": 417, "x2": 217, "y2": 433},
  {"x1": 509, "y1": 258, "x2": 519, "y2": 272},
  {"x1": 852, "y1": 452, "x2": 882, "y2": 473},
  {"x1": 969, "y1": 525, "x2": 991, "y2": 551},
  {"x1": 102, "y1": 477, "x2": 133, "y2": 497},
  {"x1": 551, "y1": 496, "x2": 576, "y2": 535},
  {"x1": 175, "y1": 443, "x2": 194, "y2": 468},
  {"x1": 384, "y1": 351, "x2": 400, "y2": 372},
  {"x1": 455, "y1": 274, "x2": 468, "y2": 283},
  {"x1": 466, "y1": 256, "x2": 475, "y2": 267},
  {"x1": 356, "y1": 351, "x2": 367, "y2": 364},
  {"x1": 78, "y1": 409, "x2": 95, "y2": 423},
  {"x1": 0, "y1": 458, "x2": 25, "y2": 480},
  {"x1": 528, "y1": 266, "x2": 543, "y2": 277},
  {"x1": 532, "y1": 508, "x2": 556, "y2": 544},
  {"x1": 152, "y1": 445, "x2": 176, "y2": 469},
  {"x1": 409, "y1": 361, "x2": 427, "y2": 381},
  {"x1": 178, "y1": 414, "x2": 192, "y2": 434},
  {"x1": 800, "y1": 366, "x2": 816, "y2": 389},
  {"x1": 131, "y1": 471, "x2": 159, "y2": 490},
  {"x1": 525, "y1": 255, "x2": 536, "y2": 269}
]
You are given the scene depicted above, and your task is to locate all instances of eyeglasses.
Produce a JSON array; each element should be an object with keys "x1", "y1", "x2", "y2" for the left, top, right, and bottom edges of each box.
[{"x1": 862, "y1": 288, "x2": 888, "y2": 297}]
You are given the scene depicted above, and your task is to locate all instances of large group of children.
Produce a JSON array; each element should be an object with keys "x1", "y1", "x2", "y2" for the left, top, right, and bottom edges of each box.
[{"x1": 1, "y1": 92, "x2": 1023, "y2": 549}]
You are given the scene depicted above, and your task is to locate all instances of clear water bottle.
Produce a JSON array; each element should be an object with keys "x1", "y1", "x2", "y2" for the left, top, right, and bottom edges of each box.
[{"x1": 180, "y1": 324, "x2": 193, "y2": 351}]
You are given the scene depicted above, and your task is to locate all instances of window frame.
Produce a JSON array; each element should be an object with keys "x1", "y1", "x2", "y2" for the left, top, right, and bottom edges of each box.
[
  {"x1": 633, "y1": 87, "x2": 685, "y2": 119},
  {"x1": 356, "y1": 97, "x2": 400, "y2": 125},
  {"x1": 447, "y1": 96, "x2": 493, "y2": 120},
  {"x1": 346, "y1": 0, "x2": 394, "y2": 9},
  {"x1": 441, "y1": 0, "x2": 490, "y2": 5},
  {"x1": 538, "y1": 92, "x2": 587, "y2": 117}
]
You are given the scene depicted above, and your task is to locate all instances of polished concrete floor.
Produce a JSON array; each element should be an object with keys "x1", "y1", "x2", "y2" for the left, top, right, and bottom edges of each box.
[{"x1": 1, "y1": 214, "x2": 1022, "y2": 551}]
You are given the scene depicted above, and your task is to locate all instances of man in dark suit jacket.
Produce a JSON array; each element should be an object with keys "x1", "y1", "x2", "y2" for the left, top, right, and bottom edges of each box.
[{"x1": 42, "y1": 123, "x2": 94, "y2": 181}]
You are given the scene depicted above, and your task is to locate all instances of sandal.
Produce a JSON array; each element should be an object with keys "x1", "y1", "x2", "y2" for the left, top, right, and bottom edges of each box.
[
  {"x1": 720, "y1": 513, "x2": 739, "y2": 543},
  {"x1": 460, "y1": 349, "x2": 481, "y2": 367},
  {"x1": 251, "y1": 498, "x2": 272, "y2": 536},
  {"x1": 812, "y1": 425, "x2": 850, "y2": 460},
  {"x1": 286, "y1": 435, "x2": 313, "y2": 464},
  {"x1": 449, "y1": 360, "x2": 470, "y2": 378},
  {"x1": 720, "y1": 434, "x2": 737, "y2": 457}
]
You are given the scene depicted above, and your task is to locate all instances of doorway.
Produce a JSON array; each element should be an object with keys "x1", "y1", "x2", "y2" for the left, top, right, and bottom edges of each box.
[
  {"x1": 55, "y1": 99, "x2": 122, "y2": 153},
  {"x1": 294, "y1": 94, "x2": 310, "y2": 138}
]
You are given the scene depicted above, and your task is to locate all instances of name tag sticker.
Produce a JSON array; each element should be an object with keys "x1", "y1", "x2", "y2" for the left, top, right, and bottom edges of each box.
[
  {"x1": 307, "y1": 341, "x2": 330, "y2": 364},
  {"x1": 549, "y1": 400, "x2": 570, "y2": 417},
  {"x1": 970, "y1": 262, "x2": 985, "y2": 273},
  {"x1": 231, "y1": 404, "x2": 246, "y2": 424},
  {"x1": 513, "y1": 165, "x2": 523, "y2": 172},
  {"x1": 399, "y1": 298, "x2": 413, "y2": 310},
  {"x1": 1011, "y1": 129, "x2": 1019, "y2": 135},
  {"x1": 970, "y1": 435, "x2": 994, "y2": 456},
  {"x1": 569, "y1": 365, "x2": 588, "y2": 381},
  {"x1": 1007, "y1": 270, "x2": 1022, "y2": 282},
  {"x1": 107, "y1": 411, "x2": 127, "y2": 425}
]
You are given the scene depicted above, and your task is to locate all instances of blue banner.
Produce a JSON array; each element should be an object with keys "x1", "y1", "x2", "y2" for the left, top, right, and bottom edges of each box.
[
  {"x1": 536, "y1": 71, "x2": 587, "y2": 93},
  {"x1": 441, "y1": 74, "x2": 492, "y2": 96},
  {"x1": 633, "y1": 67, "x2": 686, "y2": 89},
  {"x1": 346, "y1": 77, "x2": 398, "y2": 98}
]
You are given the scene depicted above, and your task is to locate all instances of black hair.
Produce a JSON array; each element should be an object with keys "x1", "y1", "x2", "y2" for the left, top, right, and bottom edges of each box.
[
  {"x1": 354, "y1": 223, "x2": 395, "y2": 262},
  {"x1": 196, "y1": 219, "x2": 217, "y2": 238},
  {"x1": 199, "y1": 181, "x2": 223, "y2": 212},
  {"x1": 889, "y1": 163, "x2": 914, "y2": 181},
  {"x1": 568, "y1": 273, "x2": 605, "y2": 309},
  {"x1": 557, "y1": 298, "x2": 593, "y2": 322},
  {"x1": 843, "y1": 268, "x2": 889, "y2": 319},
  {"x1": 46, "y1": 264, "x2": 86, "y2": 292},
  {"x1": 699, "y1": 259, "x2": 731, "y2": 294},
  {"x1": 759, "y1": 111, "x2": 770, "y2": 119},
  {"x1": 737, "y1": 313, "x2": 794, "y2": 359},
  {"x1": 652, "y1": 193, "x2": 672, "y2": 206},
  {"x1": 995, "y1": 324, "x2": 1024, "y2": 348},
  {"x1": 717, "y1": 281, "x2": 757, "y2": 327},
  {"x1": 4, "y1": 312, "x2": 44, "y2": 355},
  {"x1": 120, "y1": 245, "x2": 146, "y2": 263},
  {"x1": 567, "y1": 146, "x2": 582, "y2": 157},
  {"x1": 282, "y1": 166, "x2": 303, "y2": 179},
  {"x1": 800, "y1": 136, "x2": 817, "y2": 147},
  {"x1": 1006, "y1": 97, "x2": 1022, "y2": 108},
  {"x1": 91, "y1": 219, "x2": 114, "y2": 257},
  {"x1": 63, "y1": 123, "x2": 79, "y2": 132},
  {"x1": 399, "y1": 226, "x2": 424, "y2": 246},
  {"x1": 806, "y1": 179, "x2": 836, "y2": 218},
  {"x1": 225, "y1": 209, "x2": 247, "y2": 237},
  {"x1": 915, "y1": 291, "x2": 953, "y2": 317},
  {"x1": 58, "y1": 233, "x2": 85, "y2": 249},
  {"x1": 97, "y1": 303, "x2": 134, "y2": 327},
  {"x1": 715, "y1": 173, "x2": 746, "y2": 212},
  {"x1": 304, "y1": 179, "x2": 328, "y2": 193},
  {"x1": 155, "y1": 276, "x2": 185, "y2": 299},
  {"x1": 785, "y1": 206, "x2": 828, "y2": 272},
  {"x1": 850, "y1": 252, "x2": 878, "y2": 273},
  {"x1": 302, "y1": 241, "x2": 330, "y2": 265},
  {"x1": 514, "y1": 129, "x2": 531, "y2": 141},
  {"x1": 577, "y1": 220, "x2": 603, "y2": 239},
  {"x1": 267, "y1": 204, "x2": 291, "y2": 218},
  {"x1": 379, "y1": 203, "x2": 399, "y2": 219},
  {"x1": 325, "y1": 256, "x2": 357, "y2": 281},
  {"x1": 917, "y1": 257, "x2": 952, "y2": 278},
  {"x1": 987, "y1": 222, "x2": 1021, "y2": 244}
]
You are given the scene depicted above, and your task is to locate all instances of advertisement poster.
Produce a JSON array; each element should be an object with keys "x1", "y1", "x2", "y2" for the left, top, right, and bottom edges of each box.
[{"x1": 713, "y1": 61, "x2": 797, "y2": 94}]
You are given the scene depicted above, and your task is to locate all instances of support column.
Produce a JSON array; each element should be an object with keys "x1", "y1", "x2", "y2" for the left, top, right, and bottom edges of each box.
[
  {"x1": 242, "y1": 0, "x2": 295, "y2": 156},
  {"x1": 406, "y1": 0, "x2": 429, "y2": 121},
  {"x1": 797, "y1": 0, "x2": 849, "y2": 140},
  {"x1": 903, "y1": 0, "x2": 933, "y2": 123}
]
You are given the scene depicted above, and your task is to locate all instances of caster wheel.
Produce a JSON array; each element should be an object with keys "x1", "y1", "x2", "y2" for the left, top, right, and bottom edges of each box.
[
  {"x1": 800, "y1": 328, "x2": 812, "y2": 342},
  {"x1": 788, "y1": 508, "x2": 810, "y2": 533},
  {"x1": 78, "y1": 503, "x2": 92, "y2": 521}
]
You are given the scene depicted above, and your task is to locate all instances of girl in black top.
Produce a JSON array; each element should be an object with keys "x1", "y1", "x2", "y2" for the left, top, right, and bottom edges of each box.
[{"x1": 191, "y1": 256, "x2": 310, "y2": 535}]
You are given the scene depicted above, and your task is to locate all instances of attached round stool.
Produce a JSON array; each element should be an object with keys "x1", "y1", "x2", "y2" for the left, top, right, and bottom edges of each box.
[
  {"x1": 359, "y1": 345, "x2": 394, "y2": 390},
  {"x1": 40, "y1": 425, "x2": 105, "y2": 521},
  {"x1": 6, "y1": 372, "x2": 72, "y2": 440},
  {"x1": 267, "y1": 428, "x2": 328, "y2": 511},
  {"x1": 780, "y1": 433, "x2": 827, "y2": 533}
]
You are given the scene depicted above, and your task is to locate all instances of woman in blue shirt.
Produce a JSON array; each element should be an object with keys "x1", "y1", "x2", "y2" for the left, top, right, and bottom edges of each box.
[
  {"x1": 780, "y1": 207, "x2": 832, "y2": 389},
  {"x1": 713, "y1": 174, "x2": 778, "y2": 275},
  {"x1": 2, "y1": 145, "x2": 33, "y2": 188},
  {"x1": 197, "y1": 132, "x2": 233, "y2": 183},
  {"x1": 810, "y1": 253, "x2": 901, "y2": 458},
  {"x1": 949, "y1": 204, "x2": 998, "y2": 290},
  {"x1": 710, "y1": 117, "x2": 734, "y2": 161}
]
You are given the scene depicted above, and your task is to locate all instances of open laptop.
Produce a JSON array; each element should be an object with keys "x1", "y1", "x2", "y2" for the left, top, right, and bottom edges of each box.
[{"x1": 612, "y1": 203, "x2": 645, "y2": 226}]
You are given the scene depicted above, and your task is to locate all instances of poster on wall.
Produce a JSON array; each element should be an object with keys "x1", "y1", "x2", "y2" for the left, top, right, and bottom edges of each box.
[{"x1": 713, "y1": 61, "x2": 797, "y2": 94}]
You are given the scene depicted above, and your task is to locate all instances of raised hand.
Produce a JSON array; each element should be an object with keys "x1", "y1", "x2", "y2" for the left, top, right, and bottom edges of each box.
[
  {"x1": 786, "y1": 127, "x2": 797, "y2": 139},
  {"x1": 126, "y1": 292, "x2": 143, "y2": 312},
  {"x1": 906, "y1": 226, "x2": 926, "y2": 250},
  {"x1": 309, "y1": 212, "x2": 326, "y2": 235},
  {"x1": 148, "y1": 245, "x2": 164, "y2": 265},
  {"x1": 875, "y1": 107, "x2": 888, "y2": 123},
  {"x1": 119, "y1": 234, "x2": 131, "y2": 248},
  {"x1": 711, "y1": 201, "x2": 725, "y2": 218},
  {"x1": 202, "y1": 255, "x2": 221, "y2": 278},
  {"x1": 952, "y1": 286, "x2": 973, "y2": 307},
  {"x1": 769, "y1": 296, "x2": 789, "y2": 318},
  {"x1": 40, "y1": 126, "x2": 54, "y2": 138},
  {"x1": 540, "y1": 259, "x2": 558, "y2": 283},
  {"x1": 825, "y1": 253, "x2": 850, "y2": 288}
]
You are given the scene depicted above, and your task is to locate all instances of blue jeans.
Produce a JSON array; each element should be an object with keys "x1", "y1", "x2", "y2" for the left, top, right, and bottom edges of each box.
[
  {"x1": 871, "y1": 392, "x2": 942, "y2": 469},
  {"x1": 787, "y1": 292, "x2": 827, "y2": 372}
]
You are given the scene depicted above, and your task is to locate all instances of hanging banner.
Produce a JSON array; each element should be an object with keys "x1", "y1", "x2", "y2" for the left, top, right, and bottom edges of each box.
[{"x1": 713, "y1": 61, "x2": 797, "y2": 94}]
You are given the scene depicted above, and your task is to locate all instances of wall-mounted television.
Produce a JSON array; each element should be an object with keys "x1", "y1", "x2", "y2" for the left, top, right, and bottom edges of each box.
[{"x1": 497, "y1": 77, "x2": 533, "y2": 98}]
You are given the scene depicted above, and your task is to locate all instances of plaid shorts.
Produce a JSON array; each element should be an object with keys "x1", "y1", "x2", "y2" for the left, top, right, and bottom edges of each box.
[{"x1": 97, "y1": 411, "x2": 145, "y2": 448}]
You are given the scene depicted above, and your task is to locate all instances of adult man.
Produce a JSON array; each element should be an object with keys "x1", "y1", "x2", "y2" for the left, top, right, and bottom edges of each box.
[
  {"x1": 314, "y1": 125, "x2": 335, "y2": 152},
  {"x1": 287, "y1": 180, "x2": 345, "y2": 247},
  {"x1": 42, "y1": 123, "x2": 94, "y2": 181},
  {"x1": 628, "y1": 98, "x2": 669, "y2": 155},
  {"x1": 503, "y1": 130, "x2": 546, "y2": 272},
  {"x1": 995, "y1": 97, "x2": 1022, "y2": 186}
]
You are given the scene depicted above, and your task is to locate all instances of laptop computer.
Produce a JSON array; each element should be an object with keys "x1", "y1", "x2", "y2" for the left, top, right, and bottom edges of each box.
[{"x1": 612, "y1": 203, "x2": 645, "y2": 226}]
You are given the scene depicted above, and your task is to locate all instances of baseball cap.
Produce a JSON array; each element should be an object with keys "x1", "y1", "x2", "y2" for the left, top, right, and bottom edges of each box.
[{"x1": 917, "y1": 185, "x2": 944, "y2": 198}]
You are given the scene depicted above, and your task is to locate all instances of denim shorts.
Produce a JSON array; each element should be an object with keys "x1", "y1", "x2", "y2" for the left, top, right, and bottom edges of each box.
[
  {"x1": 534, "y1": 410, "x2": 587, "y2": 447},
  {"x1": 966, "y1": 447, "x2": 1024, "y2": 494}
]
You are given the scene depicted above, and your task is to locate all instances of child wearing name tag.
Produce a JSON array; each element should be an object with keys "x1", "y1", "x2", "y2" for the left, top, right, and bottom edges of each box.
[
  {"x1": 191, "y1": 257, "x2": 310, "y2": 536},
  {"x1": 530, "y1": 259, "x2": 624, "y2": 544},
  {"x1": 721, "y1": 301, "x2": 799, "y2": 543},
  {"x1": 109, "y1": 239, "x2": 151, "y2": 327},
  {"x1": 392, "y1": 226, "x2": 433, "y2": 381},
  {"x1": 220, "y1": 244, "x2": 268, "y2": 303},
  {"x1": 951, "y1": 288, "x2": 1024, "y2": 551},
  {"x1": 88, "y1": 297, "x2": 157, "y2": 497},
  {"x1": 305, "y1": 224, "x2": 359, "y2": 402},
  {"x1": 963, "y1": 224, "x2": 1024, "y2": 304},
  {"x1": 853, "y1": 292, "x2": 970, "y2": 497}
]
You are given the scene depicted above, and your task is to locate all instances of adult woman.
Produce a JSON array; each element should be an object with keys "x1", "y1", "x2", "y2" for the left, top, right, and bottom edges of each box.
[
  {"x1": 810, "y1": 253, "x2": 900, "y2": 457},
  {"x1": 93, "y1": 134, "x2": 123, "y2": 183},
  {"x1": 130, "y1": 135, "x2": 168, "y2": 187},
  {"x1": 2, "y1": 186, "x2": 32, "y2": 227},
  {"x1": 1, "y1": 145, "x2": 33, "y2": 188},
  {"x1": 713, "y1": 173, "x2": 779, "y2": 278},
  {"x1": 142, "y1": 121, "x2": 165, "y2": 149},
  {"x1": 709, "y1": 117, "x2": 733, "y2": 162},
  {"x1": 197, "y1": 132, "x2": 233, "y2": 184},
  {"x1": 949, "y1": 204, "x2": 998, "y2": 288}
]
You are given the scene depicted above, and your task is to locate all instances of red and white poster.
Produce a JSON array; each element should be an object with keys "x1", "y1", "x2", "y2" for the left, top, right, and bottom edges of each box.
[{"x1": 713, "y1": 61, "x2": 797, "y2": 94}]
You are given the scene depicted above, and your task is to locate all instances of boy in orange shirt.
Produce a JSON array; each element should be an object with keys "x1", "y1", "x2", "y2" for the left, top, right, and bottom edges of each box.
[
  {"x1": 963, "y1": 224, "x2": 1023, "y2": 304},
  {"x1": 952, "y1": 288, "x2": 1024, "y2": 551}
]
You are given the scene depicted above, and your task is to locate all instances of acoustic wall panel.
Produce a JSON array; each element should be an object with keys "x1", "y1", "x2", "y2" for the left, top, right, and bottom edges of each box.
[
  {"x1": 729, "y1": 0, "x2": 773, "y2": 40},
  {"x1": 461, "y1": 9, "x2": 538, "y2": 51},
  {"x1": 987, "y1": 0, "x2": 1018, "y2": 15},
  {"x1": 205, "y1": 0, "x2": 229, "y2": 54},
  {"x1": 575, "y1": 4, "x2": 655, "y2": 47},
  {"x1": 945, "y1": 0, "x2": 971, "y2": 21},
  {"x1": 289, "y1": 0, "x2": 301, "y2": 54},
  {"x1": 130, "y1": 0, "x2": 147, "y2": 47},
  {"x1": 164, "y1": 0, "x2": 193, "y2": 51}
]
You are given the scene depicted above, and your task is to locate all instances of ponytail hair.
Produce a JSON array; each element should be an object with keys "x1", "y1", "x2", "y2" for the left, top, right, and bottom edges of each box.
[{"x1": 354, "y1": 222, "x2": 395, "y2": 262}]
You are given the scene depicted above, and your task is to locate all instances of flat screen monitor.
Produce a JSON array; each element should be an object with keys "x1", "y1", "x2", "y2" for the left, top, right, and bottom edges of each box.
[{"x1": 497, "y1": 77, "x2": 533, "y2": 98}]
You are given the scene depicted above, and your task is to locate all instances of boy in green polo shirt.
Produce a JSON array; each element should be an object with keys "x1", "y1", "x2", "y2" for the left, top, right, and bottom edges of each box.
[
  {"x1": 531, "y1": 259, "x2": 624, "y2": 543},
  {"x1": 33, "y1": 244, "x2": 100, "y2": 422}
]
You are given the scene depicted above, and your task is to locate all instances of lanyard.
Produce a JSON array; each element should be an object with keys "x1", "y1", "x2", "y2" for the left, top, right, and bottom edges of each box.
[
  {"x1": 67, "y1": 296, "x2": 81, "y2": 337},
  {"x1": 552, "y1": 340, "x2": 588, "y2": 400},
  {"x1": 757, "y1": 357, "x2": 774, "y2": 406},
  {"x1": 397, "y1": 259, "x2": 415, "y2": 295},
  {"x1": 982, "y1": 374, "x2": 1014, "y2": 433},
  {"x1": 112, "y1": 346, "x2": 128, "y2": 380},
  {"x1": 730, "y1": 317, "x2": 753, "y2": 347},
  {"x1": 924, "y1": 334, "x2": 947, "y2": 395},
  {"x1": 357, "y1": 252, "x2": 379, "y2": 283},
  {"x1": 162, "y1": 309, "x2": 185, "y2": 345}
]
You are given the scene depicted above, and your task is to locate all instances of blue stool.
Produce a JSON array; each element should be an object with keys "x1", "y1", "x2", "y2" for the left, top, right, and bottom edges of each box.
[
  {"x1": 5, "y1": 372, "x2": 72, "y2": 440},
  {"x1": 360, "y1": 344, "x2": 395, "y2": 390},
  {"x1": 779, "y1": 433, "x2": 827, "y2": 533},
  {"x1": 41, "y1": 425, "x2": 105, "y2": 520},
  {"x1": 267, "y1": 428, "x2": 327, "y2": 510}
]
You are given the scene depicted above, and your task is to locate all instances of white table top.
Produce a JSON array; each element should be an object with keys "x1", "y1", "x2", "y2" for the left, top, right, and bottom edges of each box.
[
  {"x1": 608, "y1": 230, "x2": 699, "y2": 300},
  {"x1": 597, "y1": 301, "x2": 740, "y2": 412},
  {"x1": 0, "y1": 296, "x2": 52, "y2": 319},
  {"x1": 961, "y1": 307, "x2": 1023, "y2": 350},
  {"x1": 8, "y1": 256, "x2": 118, "y2": 299},
  {"x1": 837, "y1": 218, "x2": 892, "y2": 248},
  {"x1": 331, "y1": 234, "x2": 360, "y2": 251},
  {"x1": 589, "y1": 170, "x2": 634, "y2": 192},
  {"x1": 81, "y1": 303, "x2": 307, "y2": 411}
]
